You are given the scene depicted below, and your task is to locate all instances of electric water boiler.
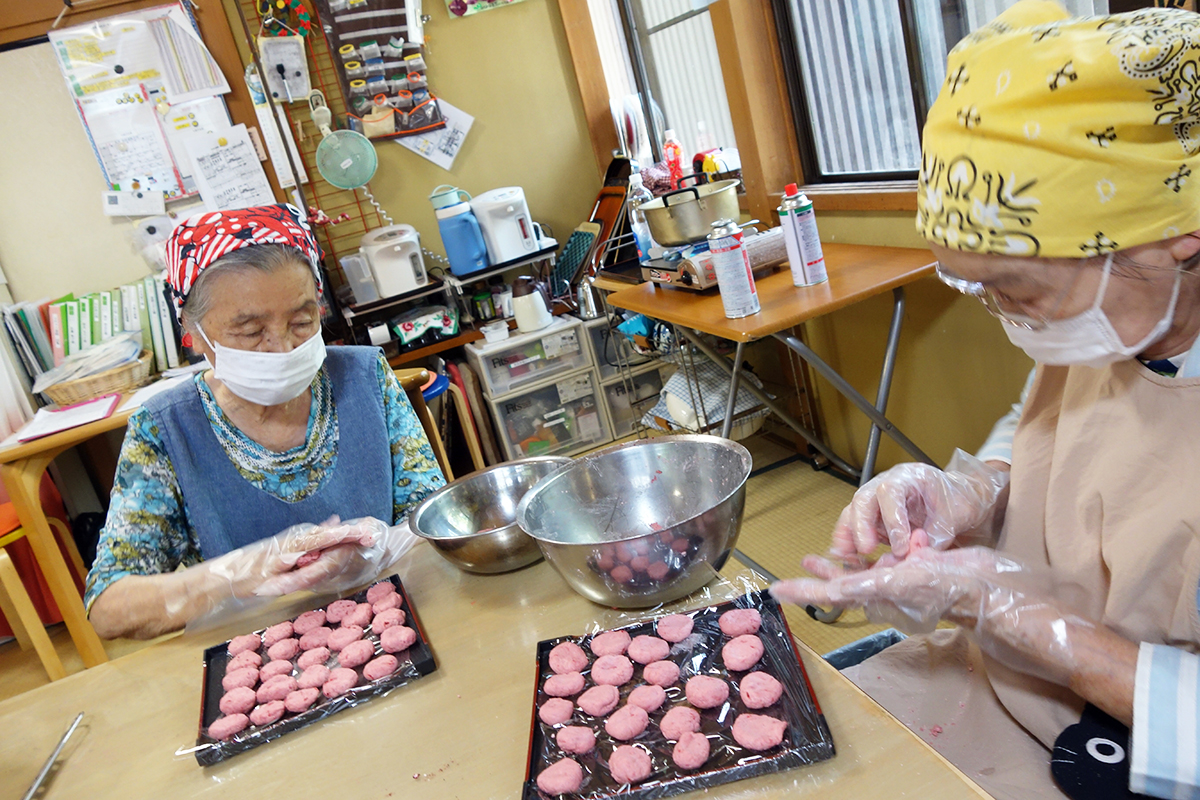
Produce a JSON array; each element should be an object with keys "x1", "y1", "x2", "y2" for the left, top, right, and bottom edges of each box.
[{"x1": 360, "y1": 225, "x2": 428, "y2": 298}]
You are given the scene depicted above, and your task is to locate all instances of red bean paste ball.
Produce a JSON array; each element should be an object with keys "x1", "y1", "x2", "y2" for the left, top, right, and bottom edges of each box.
[
  {"x1": 718, "y1": 608, "x2": 761, "y2": 637},
  {"x1": 608, "y1": 745, "x2": 652, "y2": 784},
  {"x1": 537, "y1": 757, "x2": 584, "y2": 796},
  {"x1": 655, "y1": 614, "x2": 693, "y2": 643},
  {"x1": 685, "y1": 675, "x2": 729, "y2": 709},
  {"x1": 588, "y1": 630, "x2": 630, "y2": 657},
  {"x1": 577, "y1": 685, "x2": 620, "y2": 717},
  {"x1": 548, "y1": 641, "x2": 589, "y2": 674},
  {"x1": 731, "y1": 713, "x2": 787, "y2": 751}
]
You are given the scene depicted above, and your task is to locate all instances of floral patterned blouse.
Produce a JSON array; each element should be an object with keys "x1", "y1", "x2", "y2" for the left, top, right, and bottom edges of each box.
[{"x1": 84, "y1": 353, "x2": 445, "y2": 611}]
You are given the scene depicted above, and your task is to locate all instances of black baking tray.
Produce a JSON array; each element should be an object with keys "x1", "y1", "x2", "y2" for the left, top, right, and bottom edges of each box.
[
  {"x1": 194, "y1": 575, "x2": 435, "y2": 765},
  {"x1": 522, "y1": 591, "x2": 835, "y2": 799}
]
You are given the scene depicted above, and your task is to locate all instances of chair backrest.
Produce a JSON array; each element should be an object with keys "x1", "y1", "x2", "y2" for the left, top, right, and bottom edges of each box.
[{"x1": 393, "y1": 368, "x2": 453, "y2": 481}]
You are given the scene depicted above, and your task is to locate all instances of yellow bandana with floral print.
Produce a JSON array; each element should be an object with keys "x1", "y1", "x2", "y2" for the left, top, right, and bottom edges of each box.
[{"x1": 917, "y1": 0, "x2": 1200, "y2": 258}]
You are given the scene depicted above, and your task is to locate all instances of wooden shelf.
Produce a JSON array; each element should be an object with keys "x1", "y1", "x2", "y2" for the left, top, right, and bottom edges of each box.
[{"x1": 386, "y1": 329, "x2": 484, "y2": 367}]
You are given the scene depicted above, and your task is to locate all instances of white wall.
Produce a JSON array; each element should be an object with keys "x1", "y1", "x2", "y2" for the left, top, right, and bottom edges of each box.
[{"x1": 0, "y1": 44, "x2": 156, "y2": 304}]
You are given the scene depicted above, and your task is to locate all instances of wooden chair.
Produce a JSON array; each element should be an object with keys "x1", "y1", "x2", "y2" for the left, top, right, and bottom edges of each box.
[
  {"x1": 394, "y1": 368, "x2": 454, "y2": 481},
  {"x1": 0, "y1": 516, "x2": 84, "y2": 681}
]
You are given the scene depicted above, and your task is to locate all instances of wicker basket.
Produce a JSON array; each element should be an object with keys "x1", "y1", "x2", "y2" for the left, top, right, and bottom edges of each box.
[{"x1": 43, "y1": 350, "x2": 155, "y2": 407}]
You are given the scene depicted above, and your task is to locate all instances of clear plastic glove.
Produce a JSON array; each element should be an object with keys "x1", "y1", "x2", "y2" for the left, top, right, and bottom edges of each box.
[
  {"x1": 771, "y1": 547, "x2": 1092, "y2": 686},
  {"x1": 832, "y1": 449, "x2": 1009, "y2": 559},
  {"x1": 177, "y1": 516, "x2": 419, "y2": 630}
]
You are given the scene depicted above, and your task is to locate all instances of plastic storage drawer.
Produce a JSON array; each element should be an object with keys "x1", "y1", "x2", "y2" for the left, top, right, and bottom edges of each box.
[
  {"x1": 465, "y1": 315, "x2": 588, "y2": 398},
  {"x1": 602, "y1": 363, "x2": 675, "y2": 439},
  {"x1": 583, "y1": 316, "x2": 656, "y2": 381},
  {"x1": 487, "y1": 367, "x2": 612, "y2": 460}
]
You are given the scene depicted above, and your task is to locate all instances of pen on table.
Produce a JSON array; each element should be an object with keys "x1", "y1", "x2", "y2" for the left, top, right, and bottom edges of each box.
[{"x1": 22, "y1": 712, "x2": 84, "y2": 800}]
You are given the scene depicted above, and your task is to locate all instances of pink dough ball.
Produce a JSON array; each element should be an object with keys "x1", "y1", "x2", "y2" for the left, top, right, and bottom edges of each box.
[
  {"x1": 655, "y1": 614, "x2": 693, "y2": 643},
  {"x1": 325, "y1": 599, "x2": 357, "y2": 623},
  {"x1": 256, "y1": 675, "x2": 298, "y2": 704},
  {"x1": 576, "y1": 685, "x2": 620, "y2": 717},
  {"x1": 259, "y1": 660, "x2": 293, "y2": 682},
  {"x1": 262, "y1": 621, "x2": 294, "y2": 648},
  {"x1": 627, "y1": 684, "x2": 666, "y2": 712},
  {"x1": 647, "y1": 561, "x2": 671, "y2": 581},
  {"x1": 543, "y1": 672, "x2": 586, "y2": 698},
  {"x1": 372, "y1": 608, "x2": 405, "y2": 633},
  {"x1": 604, "y1": 704, "x2": 649, "y2": 741},
  {"x1": 539, "y1": 698, "x2": 575, "y2": 726},
  {"x1": 731, "y1": 713, "x2": 787, "y2": 751},
  {"x1": 659, "y1": 705, "x2": 701, "y2": 740},
  {"x1": 672, "y1": 731, "x2": 711, "y2": 770},
  {"x1": 366, "y1": 581, "x2": 396, "y2": 605},
  {"x1": 228, "y1": 634, "x2": 260, "y2": 656},
  {"x1": 219, "y1": 686, "x2": 256, "y2": 716},
  {"x1": 627, "y1": 635, "x2": 670, "y2": 665},
  {"x1": 372, "y1": 593, "x2": 403, "y2": 615},
  {"x1": 221, "y1": 668, "x2": 258, "y2": 692},
  {"x1": 267, "y1": 638, "x2": 300, "y2": 662},
  {"x1": 381, "y1": 625, "x2": 417, "y2": 654},
  {"x1": 227, "y1": 651, "x2": 262, "y2": 672},
  {"x1": 591, "y1": 655, "x2": 634, "y2": 686},
  {"x1": 685, "y1": 676, "x2": 729, "y2": 709},
  {"x1": 718, "y1": 608, "x2": 761, "y2": 637},
  {"x1": 342, "y1": 603, "x2": 373, "y2": 629},
  {"x1": 739, "y1": 672, "x2": 784, "y2": 709},
  {"x1": 608, "y1": 745, "x2": 652, "y2": 784},
  {"x1": 537, "y1": 758, "x2": 584, "y2": 796},
  {"x1": 611, "y1": 565, "x2": 634, "y2": 584},
  {"x1": 722, "y1": 635, "x2": 764, "y2": 672},
  {"x1": 548, "y1": 641, "x2": 589, "y2": 674},
  {"x1": 297, "y1": 665, "x2": 330, "y2": 690},
  {"x1": 556, "y1": 725, "x2": 596, "y2": 755},
  {"x1": 299, "y1": 627, "x2": 332, "y2": 651},
  {"x1": 327, "y1": 625, "x2": 364, "y2": 652},
  {"x1": 208, "y1": 714, "x2": 249, "y2": 740},
  {"x1": 249, "y1": 700, "x2": 285, "y2": 727},
  {"x1": 322, "y1": 667, "x2": 358, "y2": 698},
  {"x1": 588, "y1": 630, "x2": 631, "y2": 657},
  {"x1": 338, "y1": 639, "x2": 375, "y2": 669},
  {"x1": 284, "y1": 687, "x2": 320, "y2": 713},
  {"x1": 297, "y1": 647, "x2": 330, "y2": 670},
  {"x1": 292, "y1": 609, "x2": 326, "y2": 635},
  {"x1": 642, "y1": 660, "x2": 680, "y2": 687},
  {"x1": 363, "y1": 654, "x2": 399, "y2": 681}
]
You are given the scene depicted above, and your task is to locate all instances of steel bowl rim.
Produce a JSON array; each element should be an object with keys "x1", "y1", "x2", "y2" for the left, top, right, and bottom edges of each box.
[
  {"x1": 515, "y1": 434, "x2": 752, "y2": 545},
  {"x1": 411, "y1": 455, "x2": 574, "y2": 543}
]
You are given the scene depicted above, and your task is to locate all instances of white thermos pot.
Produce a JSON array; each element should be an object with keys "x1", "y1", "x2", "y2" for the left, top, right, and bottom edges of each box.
[{"x1": 511, "y1": 276, "x2": 553, "y2": 333}]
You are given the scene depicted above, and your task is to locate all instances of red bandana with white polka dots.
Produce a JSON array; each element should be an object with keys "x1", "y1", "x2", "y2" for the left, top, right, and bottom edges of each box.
[{"x1": 164, "y1": 204, "x2": 322, "y2": 318}]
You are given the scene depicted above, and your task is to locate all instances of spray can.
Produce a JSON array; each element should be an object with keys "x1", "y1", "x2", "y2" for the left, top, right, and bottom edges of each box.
[
  {"x1": 707, "y1": 219, "x2": 760, "y2": 319},
  {"x1": 779, "y1": 183, "x2": 827, "y2": 286}
]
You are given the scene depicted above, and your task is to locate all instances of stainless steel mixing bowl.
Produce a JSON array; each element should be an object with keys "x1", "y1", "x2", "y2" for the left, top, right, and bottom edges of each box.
[
  {"x1": 410, "y1": 456, "x2": 572, "y2": 574},
  {"x1": 516, "y1": 435, "x2": 752, "y2": 607}
]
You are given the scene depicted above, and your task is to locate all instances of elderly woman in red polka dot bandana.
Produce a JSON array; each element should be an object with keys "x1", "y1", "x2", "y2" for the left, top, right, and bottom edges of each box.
[{"x1": 85, "y1": 204, "x2": 445, "y2": 639}]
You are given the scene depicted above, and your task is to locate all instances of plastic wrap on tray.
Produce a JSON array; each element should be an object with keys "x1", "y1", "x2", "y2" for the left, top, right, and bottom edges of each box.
[
  {"x1": 185, "y1": 575, "x2": 436, "y2": 765},
  {"x1": 523, "y1": 591, "x2": 834, "y2": 799}
]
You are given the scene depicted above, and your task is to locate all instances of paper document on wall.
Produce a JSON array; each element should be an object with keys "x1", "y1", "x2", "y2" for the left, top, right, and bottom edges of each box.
[
  {"x1": 147, "y1": 7, "x2": 230, "y2": 103},
  {"x1": 80, "y1": 84, "x2": 183, "y2": 196},
  {"x1": 185, "y1": 124, "x2": 276, "y2": 212},
  {"x1": 159, "y1": 95, "x2": 232, "y2": 194},
  {"x1": 394, "y1": 99, "x2": 473, "y2": 171},
  {"x1": 255, "y1": 104, "x2": 308, "y2": 187}
]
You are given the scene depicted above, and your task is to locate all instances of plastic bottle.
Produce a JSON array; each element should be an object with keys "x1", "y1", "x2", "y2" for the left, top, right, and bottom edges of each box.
[
  {"x1": 663, "y1": 129, "x2": 684, "y2": 190},
  {"x1": 696, "y1": 121, "x2": 717, "y2": 153},
  {"x1": 627, "y1": 172, "x2": 660, "y2": 265}
]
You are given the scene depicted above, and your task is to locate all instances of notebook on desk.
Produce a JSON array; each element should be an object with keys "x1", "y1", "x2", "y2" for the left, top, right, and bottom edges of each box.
[{"x1": 17, "y1": 394, "x2": 120, "y2": 443}]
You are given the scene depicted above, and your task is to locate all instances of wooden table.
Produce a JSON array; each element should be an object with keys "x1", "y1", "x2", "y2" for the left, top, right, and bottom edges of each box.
[
  {"x1": 604, "y1": 243, "x2": 937, "y2": 485},
  {"x1": 0, "y1": 542, "x2": 990, "y2": 799},
  {"x1": 0, "y1": 401, "x2": 137, "y2": 674}
]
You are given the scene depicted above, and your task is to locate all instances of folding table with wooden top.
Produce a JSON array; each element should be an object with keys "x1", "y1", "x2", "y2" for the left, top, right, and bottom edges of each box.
[
  {"x1": 0, "y1": 404, "x2": 137, "y2": 671},
  {"x1": 603, "y1": 243, "x2": 938, "y2": 485}
]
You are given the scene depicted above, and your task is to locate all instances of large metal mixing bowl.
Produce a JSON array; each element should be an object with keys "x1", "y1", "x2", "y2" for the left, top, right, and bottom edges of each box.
[
  {"x1": 410, "y1": 457, "x2": 572, "y2": 574},
  {"x1": 516, "y1": 435, "x2": 752, "y2": 607}
]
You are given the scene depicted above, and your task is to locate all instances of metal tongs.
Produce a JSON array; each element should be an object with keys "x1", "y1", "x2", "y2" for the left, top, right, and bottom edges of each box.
[{"x1": 22, "y1": 712, "x2": 83, "y2": 800}]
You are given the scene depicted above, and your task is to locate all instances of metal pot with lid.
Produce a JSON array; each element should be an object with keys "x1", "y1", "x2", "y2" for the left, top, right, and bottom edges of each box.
[{"x1": 639, "y1": 178, "x2": 741, "y2": 246}]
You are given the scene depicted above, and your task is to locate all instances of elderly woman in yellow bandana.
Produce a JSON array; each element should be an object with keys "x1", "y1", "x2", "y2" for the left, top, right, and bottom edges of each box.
[{"x1": 772, "y1": 3, "x2": 1200, "y2": 799}]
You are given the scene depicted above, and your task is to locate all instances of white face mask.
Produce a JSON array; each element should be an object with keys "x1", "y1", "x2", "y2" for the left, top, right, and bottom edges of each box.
[
  {"x1": 198, "y1": 325, "x2": 326, "y2": 406},
  {"x1": 1002, "y1": 253, "x2": 1182, "y2": 368}
]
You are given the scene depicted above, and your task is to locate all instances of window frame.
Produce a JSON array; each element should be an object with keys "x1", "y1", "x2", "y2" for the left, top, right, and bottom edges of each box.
[{"x1": 770, "y1": 0, "x2": 936, "y2": 185}]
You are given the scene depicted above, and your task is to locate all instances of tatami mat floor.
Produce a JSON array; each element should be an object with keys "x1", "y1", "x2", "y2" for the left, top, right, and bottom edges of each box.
[{"x1": 0, "y1": 433, "x2": 879, "y2": 703}]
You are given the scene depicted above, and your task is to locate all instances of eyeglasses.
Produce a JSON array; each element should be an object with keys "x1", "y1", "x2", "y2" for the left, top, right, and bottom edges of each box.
[{"x1": 934, "y1": 262, "x2": 1085, "y2": 331}]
